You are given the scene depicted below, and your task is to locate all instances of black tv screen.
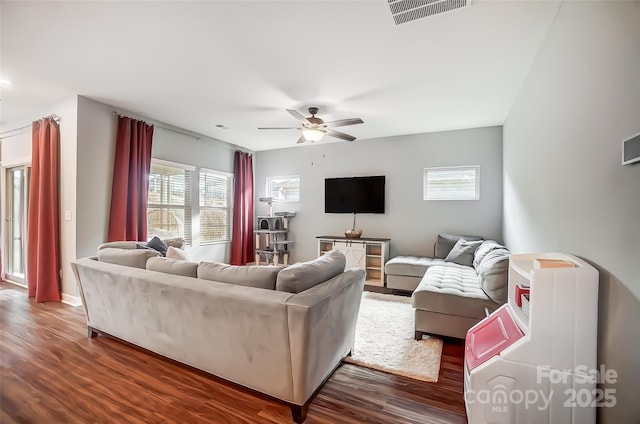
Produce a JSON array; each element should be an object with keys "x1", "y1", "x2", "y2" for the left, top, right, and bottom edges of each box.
[{"x1": 325, "y1": 176, "x2": 385, "y2": 214}]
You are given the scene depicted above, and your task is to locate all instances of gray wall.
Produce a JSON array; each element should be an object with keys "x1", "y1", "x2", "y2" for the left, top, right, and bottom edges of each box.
[
  {"x1": 76, "y1": 96, "x2": 116, "y2": 258},
  {"x1": 75, "y1": 96, "x2": 242, "y2": 263},
  {"x1": 255, "y1": 126, "x2": 503, "y2": 263},
  {"x1": 503, "y1": 2, "x2": 640, "y2": 423}
]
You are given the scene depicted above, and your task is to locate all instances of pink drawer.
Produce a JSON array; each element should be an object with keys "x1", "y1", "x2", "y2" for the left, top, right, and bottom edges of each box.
[{"x1": 465, "y1": 306, "x2": 524, "y2": 371}]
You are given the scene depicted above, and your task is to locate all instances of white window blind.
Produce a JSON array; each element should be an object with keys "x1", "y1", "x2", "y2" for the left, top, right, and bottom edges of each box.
[
  {"x1": 199, "y1": 168, "x2": 233, "y2": 244},
  {"x1": 147, "y1": 161, "x2": 192, "y2": 244},
  {"x1": 267, "y1": 175, "x2": 300, "y2": 202},
  {"x1": 423, "y1": 166, "x2": 480, "y2": 200}
]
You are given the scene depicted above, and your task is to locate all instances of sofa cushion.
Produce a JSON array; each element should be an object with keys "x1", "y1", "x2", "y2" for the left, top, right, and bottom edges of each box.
[
  {"x1": 98, "y1": 241, "x2": 138, "y2": 250},
  {"x1": 97, "y1": 247, "x2": 159, "y2": 269},
  {"x1": 444, "y1": 238, "x2": 483, "y2": 267},
  {"x1": 385, "y1": 256, "x2": 461, "y2": 278},
  {"x1": 473, "y1": 240, "x2": 507, "y2": 269},
  {"x1": 435, "y1": 233, "x2": 484, "y2": 259},
  {"x1": 411, "y1": 266, "x2": 499, "y2": 319},
  {"x1": 146, "y1": 256, "x2": 198, "y2": 278},
  {"x1": 477, "y1": 248, "x2": 510, "y2": 303},
  {"x1": 198, "y1": 262, "x2": 282, "y2": 290},
  {"x1": 276, "y1": 250, "x2": 346, "y2": 294}
]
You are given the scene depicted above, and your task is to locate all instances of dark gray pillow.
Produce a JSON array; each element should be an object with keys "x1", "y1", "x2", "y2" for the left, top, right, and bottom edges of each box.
[
  {"x1": 146, "y1": 236, "x2": 168, "y2": 256},
  {"x1": 435, "y1": 233, "x2": 483, "y2": 259},
  {"x1": 444, "y1": 238, "x2": 483, "y2": 266}
]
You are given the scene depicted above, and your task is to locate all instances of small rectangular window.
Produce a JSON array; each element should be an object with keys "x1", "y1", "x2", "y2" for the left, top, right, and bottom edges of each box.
[
  {"x1": 199, "y1": 168, "x2": 233, "y2": 244},
  {"x1": 266, "y1": 175, "x2": 300, "y2": 202},
  {"x1": 423, "y1": 166, "x2": 480, "y2": 201}
]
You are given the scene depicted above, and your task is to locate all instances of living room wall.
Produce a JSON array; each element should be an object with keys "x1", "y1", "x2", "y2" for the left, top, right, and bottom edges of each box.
[
  {"x1": 254, "y1": 126, "x2": 503, "y2": 263},
  {"x1": 75, "y1": 96, "x2": 242, "y2": 264},
  {"x1": 0, "y1": 96, "x2": 79, "y2": 302},
  {"x1": 503, "y1": 2, "x2": 640, "y2": 422}
]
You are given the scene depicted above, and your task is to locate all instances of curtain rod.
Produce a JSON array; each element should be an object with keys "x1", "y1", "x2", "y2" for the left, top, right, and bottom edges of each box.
[
  {"x1": 112, "y1": 111, "x2": 252, "y2": 154},
  {"x1": 0, "y1": 114, "x2": 61, "y2": 138}
]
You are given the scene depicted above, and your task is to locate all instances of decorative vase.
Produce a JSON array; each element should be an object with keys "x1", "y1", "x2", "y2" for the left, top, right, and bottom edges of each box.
[{"x1": 344, "y1": 228, "x2": 363, "y2": 239}]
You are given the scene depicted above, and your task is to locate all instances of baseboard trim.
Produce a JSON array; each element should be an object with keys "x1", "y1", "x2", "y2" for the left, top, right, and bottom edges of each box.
[{"x1": 62, "y1": 293, "x2": 82, "y2": 307}]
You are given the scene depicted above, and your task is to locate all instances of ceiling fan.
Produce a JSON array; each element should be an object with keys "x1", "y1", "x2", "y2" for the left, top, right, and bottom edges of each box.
[{"x1": 258, "y1": 107, "x2": 364, "y2": 144}]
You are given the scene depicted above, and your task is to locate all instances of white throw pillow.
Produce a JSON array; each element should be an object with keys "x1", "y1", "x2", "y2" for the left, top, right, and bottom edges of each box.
[{"x1": 166, "y1": 246, "x2": 189, "y2": 261}]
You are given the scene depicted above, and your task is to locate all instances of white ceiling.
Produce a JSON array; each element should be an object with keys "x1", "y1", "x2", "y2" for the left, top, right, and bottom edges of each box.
[{"x1": 0, "y1": 1, "x2": 560, "y2": 151}]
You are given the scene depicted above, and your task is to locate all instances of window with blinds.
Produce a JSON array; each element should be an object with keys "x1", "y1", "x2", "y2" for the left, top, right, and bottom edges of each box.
[
  {"x1": 423, "y1": 165, "x2": 480, "y2": 200},
  {"x1": 147, "y1": 161, "x2": 192, "y2": 244},
  {"x1": 199, "y1": 168, "x2": 233, "y2": 244}
]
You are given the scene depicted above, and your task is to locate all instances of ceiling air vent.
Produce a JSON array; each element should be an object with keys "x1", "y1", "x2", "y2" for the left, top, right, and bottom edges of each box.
[{"x1": 388, "y1": 0, "x2": 469, "y2": 25}]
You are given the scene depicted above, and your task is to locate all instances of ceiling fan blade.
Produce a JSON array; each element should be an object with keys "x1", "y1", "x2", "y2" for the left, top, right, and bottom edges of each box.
[
  {"x1": 324, "y1": 118, "x2": 364, "y2": 128},
  {"x1": 257, "y1": 127, "x2": 300, "y2": 130},
  {"x1": 286, "y1": 109, "x2": 311, "y2": 124},
  {"x1": 296, "y1": 135, "x2": 306, "y2": 144},
  {"x1": 325, "y1": 128, "x2": 356, "y2": 142}
]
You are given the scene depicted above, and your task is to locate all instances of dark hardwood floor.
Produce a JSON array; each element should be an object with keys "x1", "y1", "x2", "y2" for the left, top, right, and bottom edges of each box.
[{"x1": 0, "y1": 281, "x2": 467, "y2": 423}]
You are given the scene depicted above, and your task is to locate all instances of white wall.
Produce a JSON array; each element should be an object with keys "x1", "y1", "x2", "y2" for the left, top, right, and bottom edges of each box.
[
  {"x1": 255, "y1": 126, "x2": 503, "y2": 263},
  {"x1": 503, "y1": 2, "x2": 640, "y2": 423}
]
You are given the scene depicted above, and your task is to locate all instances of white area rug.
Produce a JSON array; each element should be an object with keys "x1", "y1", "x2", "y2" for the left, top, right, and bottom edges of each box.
[{"x1": 344, "y1": 291, "x2": 443, "y2": 382}]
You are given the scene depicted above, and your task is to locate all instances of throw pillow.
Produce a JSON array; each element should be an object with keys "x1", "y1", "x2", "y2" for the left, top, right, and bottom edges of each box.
[
  {"x1": 198, "y1": 262, "x2": 283, "y2": 290},
  {"x1": 473, "y1": 240, "x2": 507, "y2": 269},
  {"x1": 163, "y1": 237, "x2": 185, "y2": 249},
  {"x1": 435, "y1": 233, "x2": 484, "y2": 259},
  {"x1": 477, "y1": 248, "x2": 510, "y2": 303},
  {"x1": 145, "y1": 236, "x2": 168, "y2": 256},
  {"x1": 166, "y1": 246, "x2": 188, "y2": 261},
  {"x1": 146, "y1": 257, "x2": 198, "y2": 278},
  {"x1": 444, "y1": 238, "x2": 483, "y2": 267},
  {"x1": 275, "y1": 250, "x2": 346, "y2": 293}
]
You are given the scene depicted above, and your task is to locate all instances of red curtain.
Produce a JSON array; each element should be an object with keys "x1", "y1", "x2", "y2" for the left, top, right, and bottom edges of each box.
[
  {"x1": 230, "y1": 151, "x2": 254, "y2": 265},
  {"x1": 107, "y1": 117, "x2": 154, "y2": 242},
  {"x1": 27, "y1": 117, "x2": 61, "y2": 302}
]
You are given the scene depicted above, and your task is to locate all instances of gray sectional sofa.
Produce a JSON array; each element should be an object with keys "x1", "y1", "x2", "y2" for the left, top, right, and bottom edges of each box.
[
  {"x1": 385, "y1": 234, "x2": 510, "y2": 339},
  {"x1": 71, "y1": 245, "x2": 365, "y2": 423}
]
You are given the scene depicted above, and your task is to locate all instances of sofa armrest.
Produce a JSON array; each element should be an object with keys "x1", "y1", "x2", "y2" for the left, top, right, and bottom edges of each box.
[{"x1": 285, "y1": 269, "x2": 365, "y2": 405}]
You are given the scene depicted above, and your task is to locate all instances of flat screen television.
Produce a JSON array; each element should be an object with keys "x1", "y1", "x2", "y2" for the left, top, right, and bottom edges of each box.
[{"x1": 325, "y1": 176, "x2": 385, "y2": 214}]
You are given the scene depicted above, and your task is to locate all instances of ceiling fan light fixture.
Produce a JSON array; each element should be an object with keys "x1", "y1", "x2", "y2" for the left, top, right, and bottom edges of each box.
[{"x1": 302, "y1": 128, "x2": 324, "y2": 142}]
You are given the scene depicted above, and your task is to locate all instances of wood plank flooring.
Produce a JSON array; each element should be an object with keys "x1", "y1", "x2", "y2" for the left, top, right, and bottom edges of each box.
[{"x1": 0, "y1": 281, "x2": 467, "y2": 423}]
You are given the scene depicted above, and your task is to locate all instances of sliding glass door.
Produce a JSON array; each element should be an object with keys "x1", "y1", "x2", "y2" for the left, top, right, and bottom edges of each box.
[{"x1": 5, "y1": 166, "x2": 29, "y2": 283}]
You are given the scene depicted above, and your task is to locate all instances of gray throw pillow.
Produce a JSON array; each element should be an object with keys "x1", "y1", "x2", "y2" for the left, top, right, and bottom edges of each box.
[
  {"x1": 147, "y1": 257, "x2": 198, "y2": 278},
  {"x1": 276, "y1": 250, "x2": 346, "y2": 293},
  {"x1": 142, "y1": 236, "x2": 168, "y2": 256},
  {"x1": 444, "y1": 238, "x2": 483, "y2": 267},
  {"x1": 198, "y1": 262, "x2": 283, "y2": 290},
  {"x1": 473, "y1": 240, "x2": 507, "y2": 269},
  {"x1": 435, "y1": 233, "x2": 483, "y2": 259}
]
